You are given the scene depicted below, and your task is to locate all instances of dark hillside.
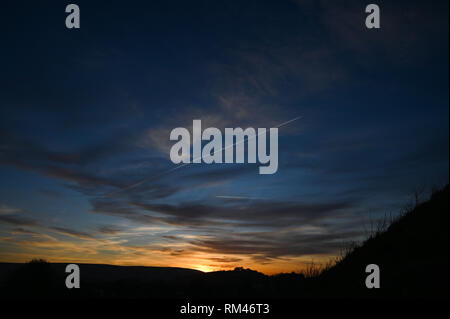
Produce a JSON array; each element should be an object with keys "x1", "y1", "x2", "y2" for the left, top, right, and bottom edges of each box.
[{"x1": 316, "y1": 185, "x2": 449, "y2": 297}]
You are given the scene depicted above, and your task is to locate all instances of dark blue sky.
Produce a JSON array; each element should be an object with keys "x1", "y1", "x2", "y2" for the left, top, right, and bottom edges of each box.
[{"x1": 0, "y1": 0, "x2": 448, "y2": 273}]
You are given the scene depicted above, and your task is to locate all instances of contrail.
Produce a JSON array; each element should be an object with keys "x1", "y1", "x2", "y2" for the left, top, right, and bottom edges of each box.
[
  {"x1": 215, "y1": 195, "x2": 260, "y2": 200},
  {"x1": 102, "y1": 116, "x2": 302, "y2": 197}
]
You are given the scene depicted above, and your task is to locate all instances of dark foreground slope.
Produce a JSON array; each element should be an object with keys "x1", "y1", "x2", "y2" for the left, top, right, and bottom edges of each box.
[
  {"x1": 0, "y1": 186, "x2": 448, "y2": 298},
  {"x1": 314, "y1": 185, "x2": 449, "y2": 297}
]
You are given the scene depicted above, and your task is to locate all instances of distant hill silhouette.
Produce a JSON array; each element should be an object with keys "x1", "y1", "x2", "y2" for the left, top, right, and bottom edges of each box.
[
  {"x1": 0, "y1": 185, "x2": 448, "y2": 298},
  {"x1": 0, "y1": 262, "x2": 204, "y2": 298}
]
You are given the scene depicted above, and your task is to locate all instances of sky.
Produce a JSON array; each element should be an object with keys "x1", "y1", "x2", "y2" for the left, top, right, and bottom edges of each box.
[{"x1": 0, "y1": 0, "x2": 448, "y2": 274}]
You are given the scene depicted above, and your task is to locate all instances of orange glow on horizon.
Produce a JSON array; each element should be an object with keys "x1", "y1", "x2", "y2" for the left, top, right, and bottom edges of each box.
[
  {"x1": 0, "y1": 234, "x2": 336, "y2": 275},
  {"x1": 0, "y1": 251, "x2": 335, "y2": 275}
]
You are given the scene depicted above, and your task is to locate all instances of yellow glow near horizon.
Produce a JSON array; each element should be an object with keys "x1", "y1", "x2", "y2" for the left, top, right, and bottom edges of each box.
[
  {"x1": 192, "y1": 264, "x2": 216, "y2": 272},
  {"x1": 0, "y1": 234, "x2": 336, "y2": 275}
]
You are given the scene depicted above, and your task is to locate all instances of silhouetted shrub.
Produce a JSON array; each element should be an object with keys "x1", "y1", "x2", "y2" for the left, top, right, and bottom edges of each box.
[{"x1": 4, "y1": 259, "x2": 60, "y2": 298}]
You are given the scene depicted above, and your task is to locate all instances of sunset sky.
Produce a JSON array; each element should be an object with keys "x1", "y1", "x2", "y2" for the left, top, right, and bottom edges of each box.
[{"x1": 0, "y1": 0, "x2": 448, "y2": 274}]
